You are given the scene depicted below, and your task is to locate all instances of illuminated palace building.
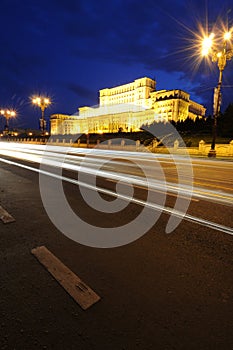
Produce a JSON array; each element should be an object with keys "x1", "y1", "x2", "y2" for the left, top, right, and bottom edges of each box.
[{"x1": 50, "y1": 77, "x2": 206, "y2": 135}]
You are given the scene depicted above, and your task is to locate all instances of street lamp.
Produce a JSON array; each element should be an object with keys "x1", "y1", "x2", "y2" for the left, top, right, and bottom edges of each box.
[
  {"x1": 0, "y1": 109, "x2": 16, "y2": 134},
  {"x1": 202, "y1": 28, "x2": 233, "y2": 157},
  {"x1": 32, "y1": 96, "x2": 51, "y2": 136},
  {"x1": 85, "y1": 132, "x2": 90, "y2": 148}
]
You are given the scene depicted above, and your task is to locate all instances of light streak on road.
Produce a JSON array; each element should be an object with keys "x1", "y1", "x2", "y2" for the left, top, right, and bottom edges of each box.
[
  {"x1": 0, "y1": 156, "x2": 232, "y2": 237},
  {"x1": 0, "y1": 142, "x2": 232, "y2": 206}
]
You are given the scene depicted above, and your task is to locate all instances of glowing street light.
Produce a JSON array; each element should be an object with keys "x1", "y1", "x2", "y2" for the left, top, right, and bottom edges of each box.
[
  {"x1": 0, "y1": 109, "x2": 16, "y2": 133},
  {"x1": 201, "y1": 28, "x2": 233, "y2": 157},
  {"x1": 202, "y1": 32, "x2": 215, "y2": 56},
  {"x1": 32, "y1": 96, "x2": 51, "y2": 136}
]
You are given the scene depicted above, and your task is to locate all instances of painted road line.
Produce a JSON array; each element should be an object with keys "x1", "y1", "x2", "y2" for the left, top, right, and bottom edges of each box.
[
  {"x1": 31, "y1": 246, "x2": 101, "y2": 310},
  {"x1": 0, "y1": 205, "x2": 15, "y2": 223}
]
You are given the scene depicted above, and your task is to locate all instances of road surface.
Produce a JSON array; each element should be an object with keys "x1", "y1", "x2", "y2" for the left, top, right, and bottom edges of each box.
[{"x1": 0, "y1": 142, "x2": 233, "y2": 349}]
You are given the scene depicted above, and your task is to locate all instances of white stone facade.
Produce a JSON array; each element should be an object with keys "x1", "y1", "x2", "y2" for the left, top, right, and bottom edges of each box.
[{"x1": 50, "y1": 77, "x2": 206, "y2": 135}]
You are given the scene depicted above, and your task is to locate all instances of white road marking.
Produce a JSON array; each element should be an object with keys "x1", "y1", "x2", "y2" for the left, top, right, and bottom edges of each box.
[{"x1": 31, "y1": 246, "x2": 100, "y2": 310}]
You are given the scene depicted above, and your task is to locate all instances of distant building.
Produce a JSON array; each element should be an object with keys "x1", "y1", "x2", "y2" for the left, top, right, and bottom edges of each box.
[{"x1": 50, "y1": 77, "x2": 206, "y2": 135}]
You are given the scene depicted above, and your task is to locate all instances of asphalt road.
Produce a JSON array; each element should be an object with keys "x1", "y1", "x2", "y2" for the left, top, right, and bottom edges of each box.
[{"x1": 0, "y1": 142, "x2": 233, "y2": 349}]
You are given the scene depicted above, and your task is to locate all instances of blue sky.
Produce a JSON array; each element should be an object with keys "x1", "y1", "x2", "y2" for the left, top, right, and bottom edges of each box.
[{"x1": 0, "y1": 0, "x2": 233, "y2": 130}]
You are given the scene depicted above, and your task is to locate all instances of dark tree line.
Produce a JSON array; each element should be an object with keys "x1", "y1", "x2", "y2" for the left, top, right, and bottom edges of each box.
[{"x1": 217, "y1": 103, "x2": 233, "y2": 137}]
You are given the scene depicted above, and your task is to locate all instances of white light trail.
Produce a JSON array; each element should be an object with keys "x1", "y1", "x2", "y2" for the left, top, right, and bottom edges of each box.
[
  {"x1": 0, "y1": 143, "x2": 232, "y2": 206},
  {"x1": 0, "y1": 156, "x2": 232, "y2": 237}
]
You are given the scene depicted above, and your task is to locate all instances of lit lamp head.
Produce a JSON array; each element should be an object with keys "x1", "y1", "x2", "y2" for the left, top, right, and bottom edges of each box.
[
  {"x1": 32, "y1": 97, "x2": 41, "y2": 106},
  {"x1": 202, "y1": 33, "x2": 214, "y2": 56},
  {"x1": 32, "y1": 96, "x2": 51, "y2": 107},
  {"x1": 0, "y1": 109, "x2": 16, "y2": 117},
  {"x1": 44, "y1": 98, "x2": 51, "y2": 105},
  {"x1": 224, "y1": 31, "x2": 231, "y2": 41},
  {"x1": 9, "y1": 110, "x2": 16, "y2": 117}
]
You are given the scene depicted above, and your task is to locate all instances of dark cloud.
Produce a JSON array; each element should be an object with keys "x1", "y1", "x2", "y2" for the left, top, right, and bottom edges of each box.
[{"x1": 66, "y1": 82, "x2": 96, "y2": 101}]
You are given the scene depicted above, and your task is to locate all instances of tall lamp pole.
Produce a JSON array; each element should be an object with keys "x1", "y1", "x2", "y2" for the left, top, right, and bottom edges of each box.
[
  {"x1": 32, "y1": 96, "x2": 51, "y2": 136},
  {"x1": 0, "y1": 109, "x2": 16, "y2": 134},
  {"x1": 202, "y1": 29, "x2": 233, "y2": 157}
]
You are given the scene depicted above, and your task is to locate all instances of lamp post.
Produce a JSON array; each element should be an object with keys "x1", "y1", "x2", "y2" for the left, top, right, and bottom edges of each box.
[
  {"x1": 32, "y1": 96, "x2": 51, "y2": 136},
  {"x1": 202, "y1": 29, "x2": 233, "y2": 157},
  {"x1": 86, "y1": 132, "x2": 90, "y2": 148},
  {"x1": 0, "y1": 109, "x2": 16, "y2": 135}
]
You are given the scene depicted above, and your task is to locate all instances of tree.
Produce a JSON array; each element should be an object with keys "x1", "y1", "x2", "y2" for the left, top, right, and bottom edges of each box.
[{"x1": 218, "y1": 103, "x2": 233, "y2": 137}]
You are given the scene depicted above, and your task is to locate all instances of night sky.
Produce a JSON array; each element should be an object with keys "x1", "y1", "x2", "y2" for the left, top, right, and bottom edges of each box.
[{"x1": 0, "y1": 0, "x2": 233, "y2": 130}]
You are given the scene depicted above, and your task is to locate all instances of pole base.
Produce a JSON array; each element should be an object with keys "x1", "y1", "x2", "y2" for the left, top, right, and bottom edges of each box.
[{"x1": 208, "y1": 149, "x2": 216, "y2": 158}]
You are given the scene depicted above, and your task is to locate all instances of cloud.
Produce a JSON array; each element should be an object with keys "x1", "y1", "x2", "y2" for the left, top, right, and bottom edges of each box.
[{"x1": 66, "y1": 82, "x2": 96, "y2": 100}]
